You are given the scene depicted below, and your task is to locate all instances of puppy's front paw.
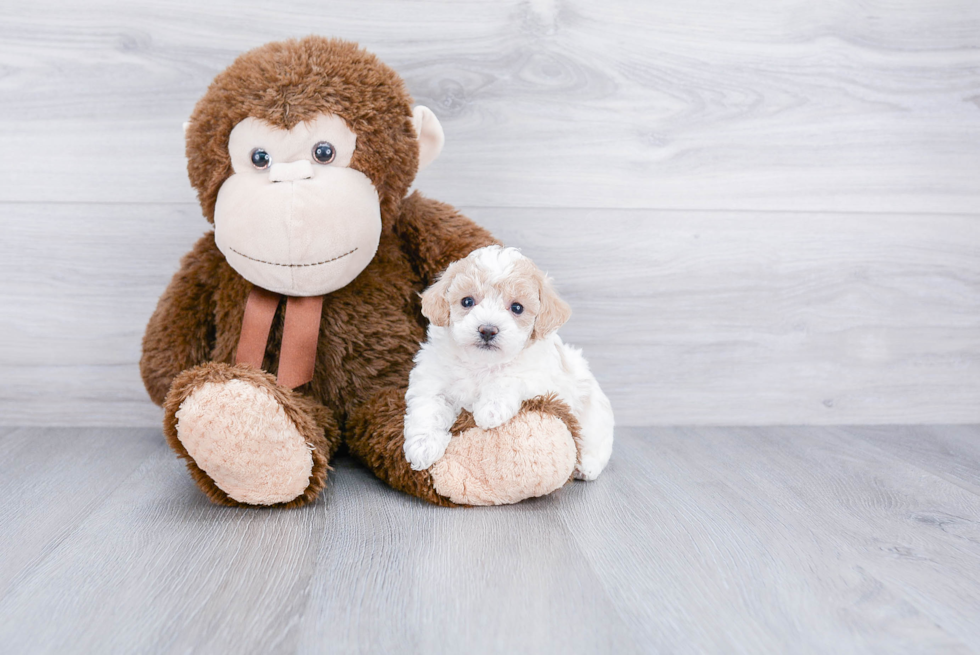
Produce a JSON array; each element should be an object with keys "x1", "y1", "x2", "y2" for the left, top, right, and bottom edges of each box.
[
  {"x1": 473, "y1": 397, "x2": 520, "y2": 430},
  {"x1": 404, "y1": 431, "x2": 451, "y2": 471},
  {"x1": 574, "y1": 453, "x2": 606, "y2": 481}
]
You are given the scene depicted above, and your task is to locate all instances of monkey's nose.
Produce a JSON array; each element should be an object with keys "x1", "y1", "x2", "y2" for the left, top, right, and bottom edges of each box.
[
  {"x1": 268, "y1": 160, "x2": 314, "y2": 183},
  {"x1": 478, "y1": 324, "x2": 499, "y2": 342}
]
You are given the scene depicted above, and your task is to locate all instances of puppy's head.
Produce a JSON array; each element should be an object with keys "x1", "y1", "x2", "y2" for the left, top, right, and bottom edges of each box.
[{"x1": 420, "y1": 246, "x2": 571, "y2": 363}]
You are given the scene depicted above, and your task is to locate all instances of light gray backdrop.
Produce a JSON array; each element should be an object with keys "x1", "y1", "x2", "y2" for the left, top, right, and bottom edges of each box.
[{"x1": 1, "y1": 0, "x2": 978, "y2": 426}]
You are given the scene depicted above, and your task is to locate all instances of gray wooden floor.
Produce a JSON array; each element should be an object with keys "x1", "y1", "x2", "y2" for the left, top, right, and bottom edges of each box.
[{"x1": 1, "y1": 426, "x2": 978, "y2": 654}]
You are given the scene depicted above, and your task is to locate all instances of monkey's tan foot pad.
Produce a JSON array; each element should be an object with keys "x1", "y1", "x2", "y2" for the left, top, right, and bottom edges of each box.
[
  {"x1": 430, "y1": 409, "x2": 577, "y2": 506},
  {"x1": 172, "y1": 376, "x2": 315, "y2": 506}
]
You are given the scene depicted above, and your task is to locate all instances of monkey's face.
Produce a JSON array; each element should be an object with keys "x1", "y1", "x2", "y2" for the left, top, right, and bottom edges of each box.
[{"x1": 213, "y1": 113, "x2": 382, "y2": 297}]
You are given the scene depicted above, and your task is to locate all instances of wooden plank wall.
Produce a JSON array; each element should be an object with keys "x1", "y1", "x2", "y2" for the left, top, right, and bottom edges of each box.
[{"x1": 0, "y1": 0, "x2": 978, "y2": 426}]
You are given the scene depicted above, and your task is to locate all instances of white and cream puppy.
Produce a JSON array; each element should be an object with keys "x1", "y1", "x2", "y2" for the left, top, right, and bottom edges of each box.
[{"x1": 403, "y1": 245, "x2": 614, "y2": 480}]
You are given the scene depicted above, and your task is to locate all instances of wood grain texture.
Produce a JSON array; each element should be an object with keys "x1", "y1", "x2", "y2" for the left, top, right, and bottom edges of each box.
[
  {"x1": 1, "y1": 1, "x2": 978, "y2": 425},
  {"x1": 556, "y1": 425, "x2": 980, "y2": 653},
  {"x1": 1, "y1": 425, "x2": 978, "y2": 653},
  {"x1": 0, "y1": 427, "x2": 162, "y2": 598},
  {"x1": 850, "y1": 424, "x2": 980, "y2": 496},
  {"x1": 481, "y1": 208, "x2": 980, "y2": 426},
  {"x1": 1, "y1": 203, "x2": 977, "y2": 426},
  {"x1": 294, "y1": 462, "x2": 639, "y2": 654},
  {"x1": 0, "y1": 0, "x2": 977, "y2": 212}
]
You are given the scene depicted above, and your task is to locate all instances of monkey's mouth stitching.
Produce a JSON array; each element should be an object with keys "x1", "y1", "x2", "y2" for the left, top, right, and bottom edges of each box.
[{"x1": 229, "y1": 247, "x2": 358, "y2": 268}]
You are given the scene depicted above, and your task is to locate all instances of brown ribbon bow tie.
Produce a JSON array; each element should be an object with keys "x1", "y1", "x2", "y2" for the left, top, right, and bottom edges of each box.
[{"x1": 235, "y1": 286, "x2": 324, "y2": 389}]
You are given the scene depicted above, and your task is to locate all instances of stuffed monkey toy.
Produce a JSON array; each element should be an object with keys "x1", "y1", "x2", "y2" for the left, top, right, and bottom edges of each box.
[{"x1": 141, "y1": 37, "x2": 582, "y2": 507}]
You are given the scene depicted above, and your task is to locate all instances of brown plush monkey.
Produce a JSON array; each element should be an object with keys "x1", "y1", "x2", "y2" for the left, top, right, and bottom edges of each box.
[{"x1": 140, "y1": 37, "x2": 581, "y2": 508}]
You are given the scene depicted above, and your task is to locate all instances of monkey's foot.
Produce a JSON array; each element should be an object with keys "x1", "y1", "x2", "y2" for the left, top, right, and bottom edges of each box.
[
  {"x1": 163, "y1": 363, "x2": 327, "y2": 507},
  {"x1": 346, "y1": 391, "x2": 581, "y2": 507},
  {"x1": 429, "y1": 395, "x2": 581, "y2": 506}
]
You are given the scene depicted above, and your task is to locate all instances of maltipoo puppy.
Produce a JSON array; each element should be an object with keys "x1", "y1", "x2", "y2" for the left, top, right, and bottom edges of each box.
[{"x1": 403, "y1": 245, "x2": 614, "y2": 480}]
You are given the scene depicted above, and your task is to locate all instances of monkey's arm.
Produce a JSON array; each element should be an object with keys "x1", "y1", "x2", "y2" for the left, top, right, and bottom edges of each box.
[
  {"x1": 396, "y1": 191, "x2": 500, "y2": 285},
  {"x1": 140, "y1": 232, "x2": 223, "y2": 406}
]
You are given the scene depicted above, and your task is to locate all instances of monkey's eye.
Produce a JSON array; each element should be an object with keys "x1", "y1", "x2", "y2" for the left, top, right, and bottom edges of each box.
[
  {"x1": 510, "y1": 302, "x2": 524, "y2": 315},
  {"x1": 250, "y1": 148, "x2": 271, "y2": 170},
  {"x1": 461, "y1": 297, "x2": 475, "y2": 308},
  {"x1": 312, "y1": 141, "x2": 336, "y2": 164}
]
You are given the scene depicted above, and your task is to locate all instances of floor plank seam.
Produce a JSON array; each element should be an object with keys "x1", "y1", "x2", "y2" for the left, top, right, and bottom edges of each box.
[
  {"x1": 0, "y1": 439, "x2": 171, "y2": 603},
  {"x1": 849, "y1": 432, "x2": 980, "y2": 500}
]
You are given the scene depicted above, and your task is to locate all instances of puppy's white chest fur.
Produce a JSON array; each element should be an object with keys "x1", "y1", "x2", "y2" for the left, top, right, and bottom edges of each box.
[
  {"x1": 402, "y1": 245, "x2": 614, "y2": 478},
  {"x1": 428, "y1": 329, "x2": 574, "y2": 413}
]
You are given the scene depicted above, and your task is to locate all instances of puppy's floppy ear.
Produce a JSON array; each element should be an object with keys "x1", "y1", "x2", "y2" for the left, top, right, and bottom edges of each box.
[
  {"x1": 420, "y1": 263, "x2": 458, "y2": 327},
  {"x1": 531, "y1": 270, "x2": 572, "y2": 340}
]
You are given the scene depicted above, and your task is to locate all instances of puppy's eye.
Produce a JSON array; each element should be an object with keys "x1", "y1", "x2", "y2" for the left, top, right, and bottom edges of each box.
[
  {"x1": 312, "y1": 141, "x2": 336, "y2": 164},
  {"x1": 510, "y1": 302, "x2": 524, "y2": 315},
  {"x1": 250, "y1": 148, "x2": 271, "y2": 170},
  {"x1": 461, "y1": 297, "x2": 475, "y2": 308}
]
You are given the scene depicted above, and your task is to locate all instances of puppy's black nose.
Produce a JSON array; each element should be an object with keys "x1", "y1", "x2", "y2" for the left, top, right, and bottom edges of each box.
[{"x1": 478, "y1": 324, "x2": 499, "y2": 342}]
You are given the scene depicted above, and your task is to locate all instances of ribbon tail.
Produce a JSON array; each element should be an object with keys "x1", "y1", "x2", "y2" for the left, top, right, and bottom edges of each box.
[
  {"x1": 277, "y1": 295, "x2": 325, "y2": 389},
  {"x1": 235, "y1": 286, "x2": 282, "y2": 369}
]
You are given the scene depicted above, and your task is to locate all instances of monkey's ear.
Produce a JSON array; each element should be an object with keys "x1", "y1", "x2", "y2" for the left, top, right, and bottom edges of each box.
[
  {"x1": 420, "y1": 263, "x2": 457, "y2": 327},
  {"x1": 412, "y1": 106, "x2": 444, "y2": 172},
  {"x1": 532, "y1": 271, "x2": 572, "y2": 340}
]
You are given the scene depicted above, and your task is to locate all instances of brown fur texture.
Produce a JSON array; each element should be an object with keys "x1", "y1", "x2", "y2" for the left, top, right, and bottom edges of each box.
[
  {"x1": 450, "y1": 394, "x2": 583, "y2": 448},
  {"x1": 142, "y1": 36, "x2": 575, "y2": 508},
  {"x1": 185, "y1": 37, "x2": 419, "y2": 228},
  {"x1": 347, "y1": 387, "x2": 459, "y2": 507},
  {"x1": 145, "y1": 192, "x2": 496, "y2": 506}
]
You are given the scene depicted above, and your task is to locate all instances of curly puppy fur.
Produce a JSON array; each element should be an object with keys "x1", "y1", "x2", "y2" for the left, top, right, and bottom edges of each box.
[{"x1": 142, "y1": 36, "x2": 578, "y2": 507}]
